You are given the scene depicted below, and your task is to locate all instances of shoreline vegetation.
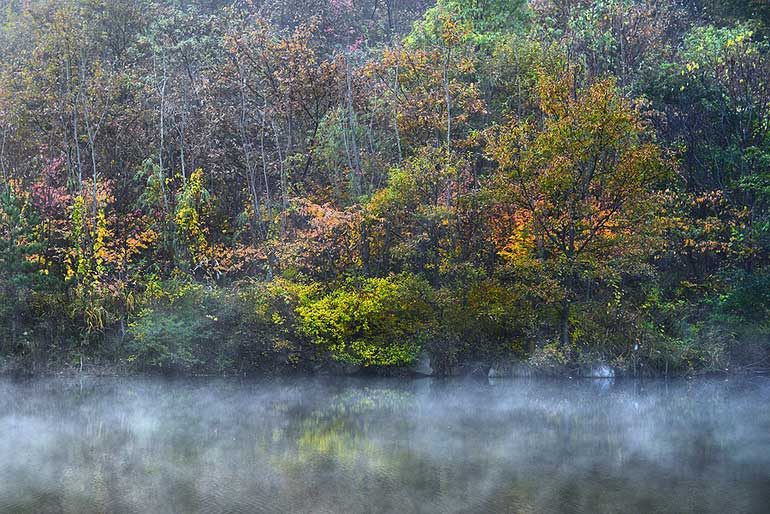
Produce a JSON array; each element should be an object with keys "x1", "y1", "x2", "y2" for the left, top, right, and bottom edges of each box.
[
  {"x1": 2, "y1": 0, "x2": 770, "y2": 378},
  {"x1": 2, "y1": 354, "x2": 768, "y2": 379}
]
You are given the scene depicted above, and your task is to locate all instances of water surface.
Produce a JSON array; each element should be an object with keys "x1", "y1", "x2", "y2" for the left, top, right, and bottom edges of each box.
[{"x1": 1, "y1": 376, "x2": 769, "y2": 514}]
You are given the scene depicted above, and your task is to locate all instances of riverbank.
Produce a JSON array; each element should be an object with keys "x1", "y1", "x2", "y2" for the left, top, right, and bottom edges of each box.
[
  {"x1": 4, "y1": 273, "x2": 769, "y2": 382},
  {"x1": 2, "y1": 350, "x2": 766, "y2": 380}
]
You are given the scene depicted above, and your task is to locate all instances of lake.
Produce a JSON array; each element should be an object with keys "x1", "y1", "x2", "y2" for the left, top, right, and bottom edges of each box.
[{"x1": 1, "y1": 376, "x2": 769, "y2": 514}]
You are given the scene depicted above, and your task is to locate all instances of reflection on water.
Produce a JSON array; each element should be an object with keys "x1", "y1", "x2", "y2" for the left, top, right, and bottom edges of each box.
[{"x1": 1, "y1": 376, "x2": 769, "y2": 514}]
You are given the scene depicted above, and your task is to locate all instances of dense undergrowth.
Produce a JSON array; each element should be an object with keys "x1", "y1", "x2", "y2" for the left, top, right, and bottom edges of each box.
[{"x1": 2, "y1": 270, "x2": 767, "y2": 376}]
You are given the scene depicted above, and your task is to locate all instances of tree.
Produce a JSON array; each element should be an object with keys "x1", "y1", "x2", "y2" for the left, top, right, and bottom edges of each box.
[
  {"x1": 424, "y1": 0, "x2": 529, "y2": 49},
  {"x1": 648, "y1": 24, "x2": 770, "y2": 275},
  {"x1": 370, "y1": 11, "x2": 484, "y2": 154},
  {"x1": 0, "y1": 189, "x2": 41, "y2": 353},
  {"x1": 486, "y1": 72, "x2": 670, "y2": 346},
  {"x1": 367, "y1": 146, "x2": 476, "y2": 284}
]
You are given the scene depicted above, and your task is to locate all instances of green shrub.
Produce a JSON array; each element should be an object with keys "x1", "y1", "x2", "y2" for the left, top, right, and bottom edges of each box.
[
  {"x1": 439, "y1": 275, "x2": 546, "y2": 360},
  {"x1": 298, "y1": 274, "x2": 435, "y2": 367},
  {"x1": 127, "y1": 280, "x2": 232, "y2": 372},
  {"x1": 528, "y1": 341, "x2": 570, "y2": 372},
  {"x1": 645, "y1": 330, "x2": 729, "y2": 375},
  {"x1": 713, "y1": 269, "x2": 770, "y2": 337},
  {"x1": 234, "y1": 278, "x2": 320, "y2": 367}
]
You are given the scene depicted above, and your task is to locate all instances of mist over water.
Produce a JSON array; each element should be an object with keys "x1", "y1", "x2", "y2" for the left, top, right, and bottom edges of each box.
[{"x1": 1, "y1": 377, "x2": 769, "y2": 514}]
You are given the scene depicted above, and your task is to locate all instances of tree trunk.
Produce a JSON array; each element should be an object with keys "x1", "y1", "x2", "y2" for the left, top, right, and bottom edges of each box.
[
  {"x1": 345, "y1": 56, "x2": 363, "y2": 197},
  {"x1": 443, "y1": 46, "x2": 451, "y2": 150},
  {"x1": 360, "y1": 219, "x2": 370, "y2": 274},
  {"x1": 238, "y1": 72, "x2": 265, "y2": 241},
  {"x1": 260, "y1": 112, "x2": 273, "y2": 235},
  {"x1": 270, "y1": 117, "x2": 288, "y2": 237},
  {"x1": 0, "y1": 125, "x2": 9, "y2": 195},
  {"x1": 392, "y1": 45, "x2": 402, "y2": 166},
  {"x1": 560, "y1": 300, "x2": 570, "y2": 347},
  {"x1": 90, "y1": 136, "x2": 98, "y2": 224}
]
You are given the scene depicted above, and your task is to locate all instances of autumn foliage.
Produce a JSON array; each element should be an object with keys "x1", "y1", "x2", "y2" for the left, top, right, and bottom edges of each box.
[{"x1": 0, "y1": 0, "x2": 769, "y2": 375}]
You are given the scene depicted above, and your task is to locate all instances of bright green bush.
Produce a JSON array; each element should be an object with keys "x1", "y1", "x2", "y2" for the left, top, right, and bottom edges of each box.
[{"x1": 298, "y1": 274, "x2": 435, "y2": 367}]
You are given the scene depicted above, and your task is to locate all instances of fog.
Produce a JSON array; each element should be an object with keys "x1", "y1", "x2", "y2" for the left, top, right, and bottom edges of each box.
[{"x1": 1, "y1": 377, "x2": 769, "y2": 514}]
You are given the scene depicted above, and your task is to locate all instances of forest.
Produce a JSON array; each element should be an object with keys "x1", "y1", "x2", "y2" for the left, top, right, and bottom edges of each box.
[{"x1": 0, "y1": 0, "x2": 769, "y2": 376}]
